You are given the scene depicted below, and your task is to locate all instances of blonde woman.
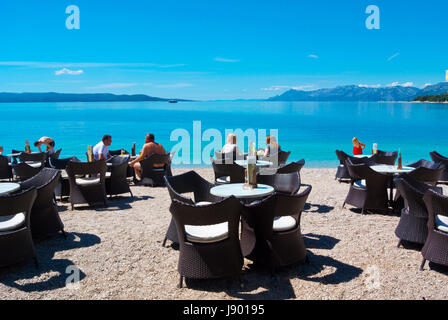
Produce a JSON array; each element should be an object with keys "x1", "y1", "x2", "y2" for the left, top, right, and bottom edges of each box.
[
  {"x1": 264, "y1": 135, "x2": 281, "y2": 157},
  {"x1": 221, "y1": 134, "x2": 239, "y2": 154},
  {"x1": 352, "y1": 137, "x2": 366, "y2": 155}
]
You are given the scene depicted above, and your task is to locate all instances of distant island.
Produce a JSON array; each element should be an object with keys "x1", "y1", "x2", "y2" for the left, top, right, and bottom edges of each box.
[
  {"x1": 414, "y1": 93, "x2": 448, "y2": 102},
  {"x1": 268, "y1": 82, "x2": 448, "y2": 102},
  {"x1": 0, "y1": 92, "x2": 190, "y2": 103}
]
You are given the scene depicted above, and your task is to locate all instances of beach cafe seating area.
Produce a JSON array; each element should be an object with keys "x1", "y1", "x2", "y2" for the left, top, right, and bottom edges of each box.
[{"x1": 2, "y1": 143, "x2": 448, "y2": 295}]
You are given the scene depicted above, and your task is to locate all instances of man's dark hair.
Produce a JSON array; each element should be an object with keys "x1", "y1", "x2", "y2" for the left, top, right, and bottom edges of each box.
[
  {"x1": 102, "y1": 134, "x2": 112, "y2": 142},
  {"x1": 145, "y1": 133, "x2": 155, "y2": 142}
]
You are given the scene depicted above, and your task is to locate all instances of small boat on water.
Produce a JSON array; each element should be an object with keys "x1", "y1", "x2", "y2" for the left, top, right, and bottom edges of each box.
[{"x1": 168, "y1": 100, "x2": 178, "y2": 103}]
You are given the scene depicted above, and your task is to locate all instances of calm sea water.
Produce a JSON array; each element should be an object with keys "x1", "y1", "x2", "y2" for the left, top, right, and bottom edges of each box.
[{"x1": 0, "y1": 101, "x2": 447, "y2": 168}]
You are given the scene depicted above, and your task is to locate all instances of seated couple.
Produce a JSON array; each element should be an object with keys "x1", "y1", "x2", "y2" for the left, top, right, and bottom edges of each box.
[{"x1": 220, "y1": 134, "x2": 281, "y2": 157}]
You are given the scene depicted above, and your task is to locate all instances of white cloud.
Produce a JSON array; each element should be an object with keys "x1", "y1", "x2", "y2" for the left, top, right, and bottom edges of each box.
[
  {"x1": 213, "y1": 57, "x2": 240, "y2": 63},
  {"x1": 387, "y1": 52, "x2": 400, "y2": 62},
  {"x1": 55, "y1": 68, "x2": 83, "y2": 76},
  {"x1": 308, "y1": 54, "x2": 319, "y2": 59},
  {"x1": 261, "y1": 85, "x2": 314, "y2": 91},
  {"x1": 358, "y1": 84, "x2": 381, "y2": 88},
  {"x1": 388, "y1": 81, "x2": 414, "y2": 87},
  {"x1": 85, "y1": 83, "x2": 137, "y2": 90},
  {"x1": 424, "y1": 83, "x2": 432, "y2": 88}
]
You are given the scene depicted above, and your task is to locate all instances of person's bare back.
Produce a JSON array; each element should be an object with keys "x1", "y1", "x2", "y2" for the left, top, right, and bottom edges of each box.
[{"x1": 141, "y1": 142, "x2": 167, "y2": 167}]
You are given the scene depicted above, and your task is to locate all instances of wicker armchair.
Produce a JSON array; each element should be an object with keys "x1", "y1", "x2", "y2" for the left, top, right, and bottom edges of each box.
[
  {"x1": 105, "y1": 155, "x2": 133, "y2": 198},
  {"x1": 49, "y1": 157, "x2": 81, "y2": 201},
  {"x1": 429, "y1": 151, "x2": 448, "y2": 184},
  {"x1": 394, "y1": 175, "x2": 442, "y2": 247},
  {"x1": 12, "y1": 162, "x2": 42, "y2": 181},
  {"x1": 163, "y1": 171, "x2": 221, "y2": 247},
  {"x1": 262, "y1": 150, "x2": 290, "y2": 167},
  {"x1": 0, "y1": 155, "x2": 13, "y2": 181},
  {"x1": 240, "y1": 186, "x2": 312, "y2": 272},
  {"x1": 19, "y1": 168, "x2": 65, "y2": 239},
  {"x1": 169, "y1": 196, "x2": 243, "y2": 288},
  {"x1": 66, "y1": 160, "x2": 108, "y2": 210},
  {"x1": 370, "y1": 150, "x2": 398, "y2": 165},
  {"x1": 139, "y1": 153, "x2": 172, "y2": 186},
  {"x1": 343, "y1": 161, "x2": 390, "y2": 214},
  {"x1": 109, "y1": 149, "x2": 129, "y2": 156},
  {"x1": 257, "y1": 172, "x2": 301, "y2": 195},
  {"x1": 420, "y1": 190, "x2": 448, "y2": 270},
  {"x1": 335, "y1": 150, "x2": 352, "y2": 181},
  {"x1": 0, "y1": 188, "x2": 38, "y2": 267},
  {"x1": 19, "y1": 152, "x2": 47, "y2": 165},
  {"x1": 211, "y1": 157, "x2": 245, "y2": 185},
  {"x1": 276, "y1": 159, "x2": 305, "y2": 174}
]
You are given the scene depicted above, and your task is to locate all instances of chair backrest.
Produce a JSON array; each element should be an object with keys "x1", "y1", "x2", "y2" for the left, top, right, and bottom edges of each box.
[
  {"x1": 257, "y1": 172, "x2": 301, "y2": 194},
  {"x1": 211, "y1": 158, "x2": 245, "y2": 183},
  {"x1": 407, "y1": 163, "x2": 444, "y2": 185},
  {"x1": 395, "y1": 175, "x2": 441, "y2": 218},
  {"x1": 276, "y1": 159, "x2": 305, "y2": 174},
  {"x1": 336, "y1": 150, "x2": 349, "y2": 165},
  {"x1": 49, "y1": 156, "x2": 80, "y2": 170},
  {"x1": 430, "y1": 151, "x2": 448, "y2": 163},
  {"x1": 19, "y1": 152, "x2": 47, "y2": 164},
  {"x1": 13, "y1": 162, "x2": 42, "y2": 180},
  {"x1": 108, "y1": 155, "x2": 129, "y2": 179},
  {"x1": 0, "y1": 155, "x2": 13, "y2": 179},
  {"x1": 66, "y1": 159, "x2": 107, "y2": 177},
  {"x1": 170, "y1": 196, "x2": 242, "y2": 244},
  {"x1": 423, "y1": 189, "x2": 448, "y2": 232},
  {"x1": 109, "y1": 149, "x2": 129, "y2": 156},
  {"x1": 165, "y1": 171, "x2": 218, "y2": 204},
  {"x1": 48, "y1": 149, "x2": 62, "y2": 159},
  {"x1": 371, "y1": 150, "x2": 398, "y2": 165},
  {"x1": 20, "y1": 168, "x2": 61, "y2": 208},
  {"x1": 345, "y1": 160, "x2": 389, "y2": 187},
  {"x1": 140, "y1": 153, "x2": 170, "y2": 168}
]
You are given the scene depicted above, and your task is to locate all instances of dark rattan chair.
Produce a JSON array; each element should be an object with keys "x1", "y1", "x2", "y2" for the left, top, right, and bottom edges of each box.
[
  {"x1": 335, "y1": 150, "x2": 352, "y2": 181},
  {"x1": 370, "y1": 150, "x2": 398, "y2": 165},
  {"x1": 0, "y1": 155, "x2": 13, "y2": 181},
  {"x1": 19, "y1": 168, "x2": 65, "y2": 239},
  {"x1": 12, "y1": 162, "x2": 42, "y2": 181},
  {"x1": 109, "y1": 149, "x2": 129, "y2": 156},
  {"x1": 394, "y1": 175, "x2": 442, "y2": 247},
  {"x1": 420, "y1": 190, "x2": 448, "y2": 270},
  {"x1": 169, "y1": 196, "x2": 243, "y2": 288},
  {"x1": 139, "y1": 153, "x2": 172, "y2": 186},
  {"x1": 240, "y1": 186, "x2": 312, "y2": 272},
  {"x1": 66, "y1": 159, "x2": 108, "y2": 210},
  {"x1": 276, "y1": 159, "x2": 305, "y2": 174},
  {"x1": 0, "y1": 188, "x2": 38, "y2": 268},
  {"x1": 343, "y1": 161, "x2": 390, "y2": 214},
  {"x1": 262, "y1": 150, "x2": 291, "y2": 167},
  {"x1": 19, "y1": 152, "x2": 48, "y2": 165},
  {"x1": 105, "y1": 155, "x2": 133, "y2": 199},
  {"x1": 211, "y1": 158, "x2": 245, "y2": 185},
  {"x1": 257, "y1": 172, "x2": 301, "y2": 195},
  {"x1": 163, "y1": 171, "x2": 221, "y2": 247},
  {"x1": 429, "y1": 151, "x2": 448, "y2": 184},
  {"x1": 49, "y1": 157, "x2": 81, "y2": 201}
]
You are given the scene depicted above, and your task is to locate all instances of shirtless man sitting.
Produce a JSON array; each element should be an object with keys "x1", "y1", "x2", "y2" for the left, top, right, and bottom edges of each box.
[{"x1": 129, "y1": 133, "x2": 168, "y2": 180}]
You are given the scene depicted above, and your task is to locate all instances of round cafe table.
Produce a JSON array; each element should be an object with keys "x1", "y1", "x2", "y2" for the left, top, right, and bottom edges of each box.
[
  {"x1": 370, "y1": 165, "x2": 415, "y2": 203},
  {"x1": 210, "y1": 183, "x2": 274, "y2": 199},
  {"x1": 0, "y1": 183, "x2": 20, "y2": 196},
  {"x1": 235, "y1": 160, "x2": 273, "y2": 167}
]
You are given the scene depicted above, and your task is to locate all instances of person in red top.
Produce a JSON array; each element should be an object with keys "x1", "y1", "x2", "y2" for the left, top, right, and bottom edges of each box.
[{"x1": 352, "y1": 137, "x2": 366, "y2": 155}]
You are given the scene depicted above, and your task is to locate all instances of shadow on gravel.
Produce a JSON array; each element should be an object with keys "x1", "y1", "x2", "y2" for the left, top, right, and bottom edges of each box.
[
  {"x1": 304, "y1": 203, "x2": 334, "y2": 214},
  {"x1": 0, "y1": 232, "x2": 100, "y2": 292},
  {"x1": 182, "y1": 250, "x2": 362, "y2": 300},
  {"x1": 303, "y1": 233, "x2": 340, "y2": 250}
]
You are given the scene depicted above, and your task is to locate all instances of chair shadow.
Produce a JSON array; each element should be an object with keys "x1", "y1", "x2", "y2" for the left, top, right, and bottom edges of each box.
[
  {"x1": 303, "y1": 233, "x2": 340, "y2": 250},
  {"x1": 0, "y1": 232, "x2": 100, "y2": 292},
  {"x1": 348, "y1": 208, "x2": 400, "y2": 218},
  {"x1": 399, "y1": 240, "x2": 424, "y2": 252},
  {"x1": 183, "y1": 251, "x2": 362, "y2": 300},
  {"x1": 304, "y1": 203, "x2": 334, "y2": 214},
  {"x1": 427, "y1": 262, "x2": 448, "y2": 276}
]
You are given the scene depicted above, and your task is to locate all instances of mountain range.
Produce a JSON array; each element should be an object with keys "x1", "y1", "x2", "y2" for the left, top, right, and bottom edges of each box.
[
  {"x1": 0, "y1": 92, "x2": 188, "y2": 103},
  {"x1": 268, "y1": 82, "x2": 448, "y2": 102}
]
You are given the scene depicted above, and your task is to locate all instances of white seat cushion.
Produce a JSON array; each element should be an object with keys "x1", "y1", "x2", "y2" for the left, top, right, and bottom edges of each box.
[
  {"x1": 195, "y1": 201, "x2": 212, "y2": 206},
  {"x1": 76, "y1": 177, "x2": 100, "y2": 186},
  {"x1": 185, "y1": 222, "x2": 229, "y2": 243},
  {"x1": 105, "y1": 172, "x2": 111, "y2": 178},
  {"x1": 436, "y1": 215, "x2": 448, "y2": 233},
  {"x1": 354, "y1": 180, "x2": 366, "y2": 189},
  {"x1": 0, "y1": 213, "x2": 26, "y2": 232},
  {"x1": 216, "y1": 176, "x2": 231, "y2": 184},
  {"x1": 273, "y1": 216, "x2": 297, "y2": 232}
]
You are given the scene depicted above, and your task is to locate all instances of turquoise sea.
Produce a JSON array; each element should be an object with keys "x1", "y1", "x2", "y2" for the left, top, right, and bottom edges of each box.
[{"x1": 0, "y1": 101, "x2": 447, "y2": 168}]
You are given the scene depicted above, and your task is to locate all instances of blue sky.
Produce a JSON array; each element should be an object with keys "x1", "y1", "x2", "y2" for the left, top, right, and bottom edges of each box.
[{"x1": 1, "y1": 0, "x2": 447, "y2": 100}]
